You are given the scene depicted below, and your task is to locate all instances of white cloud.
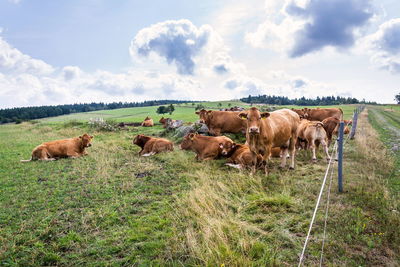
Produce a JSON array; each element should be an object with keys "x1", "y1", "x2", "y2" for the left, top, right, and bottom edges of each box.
[
  {"x1": 62, "y1": 66, "x2": 81, "y2": 81},
  {"x1": 362, "y1": 18, "x2": 400, "y2": 73},
  {"x1": 0, "y1": 36, "x2": 54, "y2": 75},
  {"x1": 246, "y1": 0, "x2": 374, "y2": 57}
]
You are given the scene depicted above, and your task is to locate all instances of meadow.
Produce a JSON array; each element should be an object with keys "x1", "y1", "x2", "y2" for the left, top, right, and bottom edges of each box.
[{"x1": 0, "y1": 102, "x2": 398, "y2": 266}]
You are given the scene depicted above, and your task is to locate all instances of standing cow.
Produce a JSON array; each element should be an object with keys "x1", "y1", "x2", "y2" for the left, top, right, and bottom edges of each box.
[
  {"x1": 239, "y1": 107, "x2": 300, "y2": 174},
  {"x1": 302, "y1": 108, "x2": 343, "y2": 121},
  {"x1": 195, "y1": 109, "x2": 246, "y2": 136},
  {"x1": 297, "y1": 120, "x2": 330, "y2": 162}
]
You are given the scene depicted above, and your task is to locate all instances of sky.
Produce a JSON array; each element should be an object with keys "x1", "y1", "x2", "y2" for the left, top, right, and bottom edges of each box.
[{"x1": 0, "y1": 0, "x2": 399, "y2": 108}]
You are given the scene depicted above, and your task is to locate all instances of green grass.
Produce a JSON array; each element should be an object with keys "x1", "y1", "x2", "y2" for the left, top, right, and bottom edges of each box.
[
  {"x1": 40, "y1": 101, "x2": 245, "y2": 124},
  {"x1": 0, "y1": 103, "x2": 398, "y2": 266},
  {"x1": 368, "y1": 105, "x2": 400, "y2": 197},
  {"x1": 39, "y1": 101, "x2": 355, "y2": 125}
]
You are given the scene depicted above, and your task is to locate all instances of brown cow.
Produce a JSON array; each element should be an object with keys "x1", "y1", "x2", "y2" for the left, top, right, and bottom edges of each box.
[
  {"x1": 225, "y1": 144, "x2": 263, "y2": 171},
  {"x1": 21, "y1": 133, "x2": 94, "y2": 161},
  {"x1": 195, "y1": 109, "x2": 246, "y2": 136},
  {"x1": 321, "y1": 117, "x2": 340, "y2": 146},
  {"x1": 133, "y1": 134, "x2": 173, "y2": 156},
  {"x1": 225, "y1": 144, "x2": 283, "y2": 171},
  {"x1": 141, "y1": 116, "x2": 154, "y2": 127},
  {"x1": 180, "y1": 133, "x2": 234, "y2": 160},
  {"x1": 239, "y1": 107, "x2": 300, "y2": 174},
  {"x1": 302, "y1": 107, "x2": 343, "y2": 121},
  {"x1": 297, "y1": 120, "x2": 330, "y2": 162},
  {"x1": 291, "y1": 108, "x2": 306, "y2": 117},
  {"x1": 322, "y1": 117, "x2": 351, "y2": 146},
  {"x1": 159, "y1": 117, "x2": 169, "y2": 128}
]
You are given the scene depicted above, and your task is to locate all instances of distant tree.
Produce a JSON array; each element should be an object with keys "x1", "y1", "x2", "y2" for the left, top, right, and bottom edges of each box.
[
  {"x1": 395, "y1": 92, "x2": 400, "y2": 104},
  {"x1": 156, "y1": 106, "x2": 168, "y2": 114},
  {"x1": 218, "y1": 103, "x2": 222, "y2": 108},
  {"x1": 195, "y1": 104, "x2": 205, "y2": 111},
  {"x1": 228, "y1": 103, "x2": 232, "y2": 107},
  {"x1": 167, "y1": 104, "x2": 175, "y2": 115}
]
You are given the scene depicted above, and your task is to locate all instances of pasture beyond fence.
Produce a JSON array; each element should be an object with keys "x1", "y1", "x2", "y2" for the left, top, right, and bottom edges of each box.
[{"x1": 298, "y1": 105, "x2": 365, "y2": 266}]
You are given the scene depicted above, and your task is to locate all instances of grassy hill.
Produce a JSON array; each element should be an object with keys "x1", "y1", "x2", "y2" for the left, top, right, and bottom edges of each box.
[{"x1": 0, "y1": 103, "x2": 398, "y2": 266}]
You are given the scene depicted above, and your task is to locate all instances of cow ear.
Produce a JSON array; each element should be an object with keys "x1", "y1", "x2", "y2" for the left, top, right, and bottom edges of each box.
[
  {"x1": 261, "y1": 112, "x2": 270, "y2": 119},
  {"x1": 238, "y1": 112, "x2": 247, "y2": 119},
  {"x1": 79, "y1": 136, "x2": 82, "y2": 138},
  {"x1": 207, "y1": 110, "x2": 212, "y2": 114},
  {"x1": 195, "y1": 111, "x2": 200, "y2": 114},
  {"x1": 189, "y1": 133, "x2": 195, "y2": 140},
  {"x1": 90, "y1": 135, "x2": 94, "y2": 139}
]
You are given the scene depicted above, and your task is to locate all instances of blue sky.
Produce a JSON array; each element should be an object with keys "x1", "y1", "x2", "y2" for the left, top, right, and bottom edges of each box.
[{"x1": 0, "y1": 0, "x2": 399, "y2": 108}]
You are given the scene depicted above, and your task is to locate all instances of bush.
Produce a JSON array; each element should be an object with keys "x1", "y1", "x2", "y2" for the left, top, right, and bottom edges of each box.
[{"x1": 88, "y1": 118, "x2": 119, "y2": 131}]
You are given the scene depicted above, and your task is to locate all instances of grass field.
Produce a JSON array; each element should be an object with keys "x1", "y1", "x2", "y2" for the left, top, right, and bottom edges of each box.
[
  {"x1": 0, "y1": 102, "x2": 399, "y2": 266},
  {"x1": 368, "y1": 105, "x2": 400, "y2": 197},
  {"x1": 40, "y1": 101, "x2": 356, "y2": 125}
]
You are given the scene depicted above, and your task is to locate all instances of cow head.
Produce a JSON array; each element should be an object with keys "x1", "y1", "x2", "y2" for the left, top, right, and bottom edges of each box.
[
  {"x1": 144, "y1": 116, "x2": 151, "y2": 121},
  {"x1": 180, "y1": 133, "x2": 197, "y2": 150},
  {"x1": 239, "y1": 107, "x2": 269, "y2": 134},
  {"x1": 195, "y1": 109, "x2": 212, "y2": 124},
  {"x1": 159, "y1": 117, "x2": 165, "y2": 123},
  {"x1": 80, "y1": 133, "x2": 94, "y2": 148},
  {"x1": 133, "y1": 134, "x2": 151, "y2": 148},
  {"x1": 219, "y1": 140, "x2": 235, "y2": 156}
]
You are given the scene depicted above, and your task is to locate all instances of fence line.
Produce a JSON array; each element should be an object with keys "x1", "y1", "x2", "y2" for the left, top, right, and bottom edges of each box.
[
  {"x1": 298, "y1": 104, "x2": 365, "y2": 266},
  {"x1": 298, "y1": 141, "x2": 338, "y2": 267}
]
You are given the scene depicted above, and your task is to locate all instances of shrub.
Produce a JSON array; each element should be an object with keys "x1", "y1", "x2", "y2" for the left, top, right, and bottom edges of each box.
[{"x1": 88, "y1": 118, "x2": 119, "y2": 131}]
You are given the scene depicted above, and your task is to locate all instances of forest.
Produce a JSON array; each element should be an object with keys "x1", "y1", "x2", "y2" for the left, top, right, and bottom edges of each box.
[
  {"x1": 241, "y1": 95, "x2": 377, "y2": 106},
  {"x1": 0, "y1": 100, "x2": 195, "y2": 123}
]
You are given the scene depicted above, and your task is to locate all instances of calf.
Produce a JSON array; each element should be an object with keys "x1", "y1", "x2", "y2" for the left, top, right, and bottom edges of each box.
[
  {"x1": 239, "y1": 107, "x2": 300, "y2": 174},
  {"x1": 141, "y1": 116, "x2": 154, "y2": 127},
  {"x1": 226, "y1": 144, "x2": 263, "y2": 171},
  {"x1": 297, "y1": 120, "x2": 330, "y2": 162},
  {"x1": 180, "y1": 133, "x2": 234, "y2": 160},
  {"x1": 159, "y1": 117, "x2": 169, "y2": 128},
  {"x1": 21, "y1": 133, "x2": 93, "y2": 161},
  {"x1": 133, "y1": 134, "x2": 174, "y2": 156}
]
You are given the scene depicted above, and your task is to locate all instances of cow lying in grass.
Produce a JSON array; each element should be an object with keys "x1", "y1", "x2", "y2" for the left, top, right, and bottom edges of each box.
[
  {"x1": 141, "y1": 116, "x2": 154, "y2": 127},
  {"x1": 133, "y1": 134, "x2": 174, "y2": 156},
  {"x1": 21, "y1": 133, "x2": 94, "y2": 161},
  {"x1": 226, "y1": 145, "x2": 283, "y2": 171},
  {"x1": 180, "y1": 133, "x2": 234, "y2": 160},
  {"x1": 297, "y1": 120, "x2": 330, "y2": 162}
]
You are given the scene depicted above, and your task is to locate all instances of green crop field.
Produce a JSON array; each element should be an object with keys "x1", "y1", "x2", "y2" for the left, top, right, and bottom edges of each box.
[{"x1": 0, "y1": 102, "x2": 398, "y2": 266}]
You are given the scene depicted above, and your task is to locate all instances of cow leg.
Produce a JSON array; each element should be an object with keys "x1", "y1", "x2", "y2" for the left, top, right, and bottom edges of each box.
[
  {"x1": 213, "y1": 128, "x2": 221, "y2": 136},
  {"x1": 288, "y1": 136, "x2": 296, "y2": 169},
  {"x1": 321, "y1": 139, "x2": 331, "y2": 162},
  {"x1": 280, "y1": 148, "x2": 288, "y2": 168},
  {"x1": 311, "y1": 140, "x2": 317, "y2": 162}
]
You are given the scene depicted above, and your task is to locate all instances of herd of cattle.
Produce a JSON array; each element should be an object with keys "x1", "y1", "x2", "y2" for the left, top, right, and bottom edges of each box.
[{"x1": 21, "y1": 106, "x2": 352, "y2": 175}]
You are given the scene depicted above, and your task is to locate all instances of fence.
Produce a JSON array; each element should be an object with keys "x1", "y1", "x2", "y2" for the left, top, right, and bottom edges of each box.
[{"x1": 298, "y1": 105, "x2": 365, "y2": 266}]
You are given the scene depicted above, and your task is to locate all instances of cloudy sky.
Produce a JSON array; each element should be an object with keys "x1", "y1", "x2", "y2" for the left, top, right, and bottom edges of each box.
[{"x1": 0, "y1": 0, "x2": 399, "y2": 108}]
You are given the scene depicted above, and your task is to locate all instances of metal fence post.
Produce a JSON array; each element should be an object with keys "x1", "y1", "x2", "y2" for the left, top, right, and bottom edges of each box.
[
  {"x1": 349, "y1": 109, "x2": 359, "y2": 140},
  {"x1": 338, "y1": 122, "x2": 344, "y2": 193}
]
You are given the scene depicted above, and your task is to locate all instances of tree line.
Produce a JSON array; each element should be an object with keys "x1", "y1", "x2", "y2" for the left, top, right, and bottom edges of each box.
[
  {"x1": 0, "y1": 100, "x2": 194, "y2": 124},
  {"x1": 241, "y1": 95, "x2": 377, "y2": 106}
]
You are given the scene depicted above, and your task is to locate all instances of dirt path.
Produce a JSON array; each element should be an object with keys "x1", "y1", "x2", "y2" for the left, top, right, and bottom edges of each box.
[{"x1": 369, "y1": 108, "x2": 400, "y2": 138}]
